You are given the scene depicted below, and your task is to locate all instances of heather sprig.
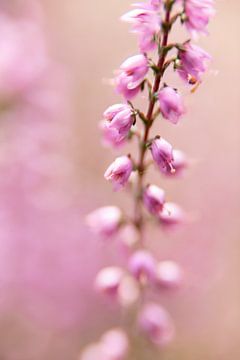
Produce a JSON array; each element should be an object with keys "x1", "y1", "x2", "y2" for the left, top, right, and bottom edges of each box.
[{"x1": 84, "y1": 0, "x2": 214, "y2": 358}]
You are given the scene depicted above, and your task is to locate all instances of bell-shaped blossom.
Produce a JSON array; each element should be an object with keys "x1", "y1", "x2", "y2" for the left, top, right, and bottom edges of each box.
[
  {"x1": 138, "y1": 303, "x2": 175, "y2": 346},
  {"x1": 115, "y1": 54, "x2": 148, "y2": 100},
  {"x1": 150, "y1": 137, "x2": 175, "y2": 174},
  {"x1": 158, "y1": 87, "x2": 185, "y2": 124},
  {"x1": 95, "y1": 267, "x2": 124, "y2": 297},
  {"x1": 86, "y1": 206, "x2": 122, "y2": 237},
  {"x1": 178, "y1": 43, "x2": 211, "y2": 84},
  {"x1": 159, "y1": 202, "x2": 184, "y2": 226},
  {"x1": 101, "y1": 328, "x2": 129, "y2": 360},
  {"x1": 184, "y1": 0, "x2": 215, "y2": 37},
  {"x1": 161, "y1": 149, "x2": 188, "y2": 177},
  {"x1": 128, "y1": 250, "x2": 157, "y2": 283},
  {"x1": 156, "y1": 261, "x2": 183, "y2": 289},
  {"x1": 101, "y1": 104, "x2": 134, "y2": 147},
  {"x1": 143, "y1": 184, "x2": 165, "y2": 215},
  {"x1": 104, "y1": 155, "x2": 133, "y2": 190},
  {"x1": 121, "y1": 6, "x2": 160, "y2": 52}
]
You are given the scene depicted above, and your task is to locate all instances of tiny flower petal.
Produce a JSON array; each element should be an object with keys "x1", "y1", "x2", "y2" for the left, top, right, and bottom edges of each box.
[
  {"x1": 95, "y1": 267, "x2": 124, "y2": 297},
  {"x1": 158, "y1": 87, "x2": 185, "y2": 124},
  {"x1": 128, "y1": 250, "x2": 157, "y2": 283},
  {"x1": 104, "y1": 156, "x2": 133, "y2": 190},
  {"x1": 184, "y1": 0, "x2": 215, "y2": 37},
  {"x1": 159, "y1": 202, "x2": 184, "y2": 226},
  {"x1": 86, "y1": 206, "x2": 122, "y2": 237},
  {"x1": 161, "y1": 149, "x2": 188, "y2": 177},
  {"x1": 143, "y1": 184, "x2": 165, "y2": 215},
  {"x1": 151, "y1": 137, "x2": 174, "y2": 174},
  {"x1": 101, "y1": 328, "x2": 129, "y2": 360},
  {"x1": 156, "y1": 261, "x2": 183, "y2": 289}
]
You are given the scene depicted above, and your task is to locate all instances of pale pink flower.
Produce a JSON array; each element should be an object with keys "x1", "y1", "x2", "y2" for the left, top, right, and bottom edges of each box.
[
  {"x1": 184, "y1": 0, "x2": 215, "y2": 37},
  {"x1": 115, "y1": 54, "x2": 148, "y2": 100},
  {"x1": 101, "y1": 328, "x2": 129, "y2": 360},
  {"x1": 158, "y1": 87, "x2": 185, "y2": 124},
  {"x1": 138, "y1": 303, "x2": 175, "y2": 346},
  {"x1": 178, "y1": 43, "x2": 211, "y2": 84},
  {"x1": 161, "y1": 149, "x2": 188, "y2": 177},
  {"x1": 156, "y1": 261, "x2": 183, "y2": 289},
  {"x1": 121, "y1": 6, "x2": 160, "y2": 52},
  {"x1": 150, "y1": 137, "x2": 174, "y2": 174},
  {"x1": 95, "y1": 267, "x2": 124, "y2": 297},
  {"x1": 101, "y1": 104, "x2": 134, "y2": 147},
  {"x1": 104, "y1": 156, "x2": 133, "y2": 190},
  {"x1": 128, "y1": 250, "x2": 157, "y2": 283},
  {"x1": 86, "y1": 206, "x2": 122, "y2": 237},
  {"x1": 143, "y1": 184, "x2": 165, "y2": 215},
  {"x1": 159, "y1": 202, "x2": 184, "y2": 226}
]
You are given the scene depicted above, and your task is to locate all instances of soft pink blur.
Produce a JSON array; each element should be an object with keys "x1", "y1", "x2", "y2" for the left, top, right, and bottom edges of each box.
[{"x1": 0, "y1": 1, "x2": 239, "y2": 359}]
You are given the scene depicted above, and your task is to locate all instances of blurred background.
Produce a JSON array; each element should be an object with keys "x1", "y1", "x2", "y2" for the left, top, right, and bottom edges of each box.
[{"x1": 0, "y1": 0, "x2": 239, "y2": 359}]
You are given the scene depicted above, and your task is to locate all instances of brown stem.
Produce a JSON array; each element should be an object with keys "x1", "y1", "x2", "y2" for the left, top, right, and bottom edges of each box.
[{"x1": 134, "y1": 6, "x2": 172, "y2": 238}]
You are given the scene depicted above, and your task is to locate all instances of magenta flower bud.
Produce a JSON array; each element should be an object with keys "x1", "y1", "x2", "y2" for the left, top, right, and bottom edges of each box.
[
  {"x1": 95, "y1": 267, "x2": 124, "y2": 297},
  {"x1": 104, "y1": 155, "x2": 133, "y2": 190},
  {"x1": 86, "y1": 206, "x2": 122, "y2": 237},
  {"x1": 158, "y1": 87, "x2": 185, "y2": 124},
  {"x1": 156, "y1": 261, "x2": 183, "y2": 289},
  {"x1": 121, "y1": 7, "x2": 160, "y2": 52},
  {"x1": 101, "y1": 104, "x2": 134, "y2": 147},
  {"x1": 116, "y1": 54, "x2": 148, "y2": 100},
  {"x1": 161, "y1": 149, "x2": 188, "y2": 177},
  {"x1": 150, "y1": 137, "x2": 175, "y2": 174},
  {"x1": 128, "y1": 250, "x2": 157, "y2": 283},
  {"x1": 178, "y1": 43, "x2": 211, "y2": 84},
  {"x1": 138, "y1": 303, "x2": 175, "y2": 346},
  {"x1": 185, "y1": 0, "x2": 215, "y2": 37},
  {"x1": 143, "y1": 184, "x2": 165, "y2": 215},
  {"x1": 101, "y1": 328, "x2": 129, "y2": 360},
  {"x1": 159, "y1": 202, "x2": 184, "y2": 226}
]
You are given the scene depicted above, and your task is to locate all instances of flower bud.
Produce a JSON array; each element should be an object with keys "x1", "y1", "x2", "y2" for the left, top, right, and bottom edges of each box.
[
  {"x1": 116, "y1": 54, "x2": 148, "y2": 100},
  {"x1": 128, "y1": 250, "x2": 157, "y2": 283},
  {"x1": 104, "y1": 156, "x2": 133, "y2": 190},
  {"x1": 143, "y1": 184, "x2": 165, "y2": 215},
  {"x1": 86, "y1": 206, "x2": 122, "y2": 237},
  {"x1": 138, "y1": 303, "x2": 175, "y2": 346},
  {"x1": 95, "y1": 267, "x2": 124, "y2": 297},
  {"x1": 150, "y1": 137, "x2": 174, "y2": 174},
  {"x1": 156, "y1": 261, "x2": 183, "y2": 289},
  {"x1": 158, "y1": 87, "x2": 185, "y2": 124}
]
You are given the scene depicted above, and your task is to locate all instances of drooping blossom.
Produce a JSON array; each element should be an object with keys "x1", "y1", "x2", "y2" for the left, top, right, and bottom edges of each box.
[
  {"x1": 143, "y1": 184, "x2": 165, "y2": 215},
  {"x1": 86, "y1": 206, "x2": 122, "y2": 237},
  {"x1": 115, "y1": 54, "x2": 148, "y2": 100},
  {"x1": 101, "y1": 328, "x2": 129, "y2": 360},
  {"x1": 178, "y1": 43, "x2": 211, "y2": 84},
  {"x1": 121, "y1": 5, "x2": 160, "y2": 52},
  {"x1": 161, "y1": 149, "x2": 188, "y2": 177},
  {"x1": 184, "y1": 0, "x2": 215, "y2": 37},
  {"x1": 138, "y1": 303, "x2": 175, "y2": 346},
  {"x1": 156, "y1": 261, "x2": 183, "y2": 289},
  {"x1": 159, "y1": 202, "x2": 184, "y2": 226},
  {"x1": 150, "y1": 137, "x2": 175, "y2": 174},
  {"x1": 128, "y1": 250, "x2": 157, "y2": 283},
  {"x1": 104, "y1": 155, "x2": 133, "y2": 190},
  {"x1": 158, "y1": 86, "x2": 185, "y2": 124},
  {"x1": 101, "y1": 103, "x2": 134, "y2": 147},
  {"x1": 95, "y1": 267, "x2": 124, "y2": 297}
]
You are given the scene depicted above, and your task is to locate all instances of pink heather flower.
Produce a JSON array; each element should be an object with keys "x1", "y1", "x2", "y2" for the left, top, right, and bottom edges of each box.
[
  {"x1": 128, "y1": 250, "x2": 157, "y2": 283},
  {"x1": 156, "y1": 261, "x2": 183, "y2": 289},
  {"x1": 101, "y1": 328, "x2": 129, "y2": 360},
  {"x1": 158, "y1": 87, "x2": 185, "y2": 124},
  {"x1": 104, "y1": 155, "x2": 133, "y2": 190},
  {"x1": 150, "y1": 137, "x2": 175, "y2": 174},
  {"x1": 159, "y1": 202, "x2": 184, "y2": 226},
  {"x1": 161, "y1": 149, "x2": 188, "y2": 177},
  {"x1": 86, "y1": 206, "x2": 122, "y2": 237},
  {"x1": 101, "y1": 104, "x2": 134, "y2": 147},
  {"x1": 95, "y1": 267, "x2": 124, "y2": 297},
  {"x1": 118, "y1": 275, "x2": 140, "y2": 307},
  {"x1": 138, "y1": 303, "x2": 175, "y2": 346},
  {"x1": 149, "y1": 0, "x2": 162, "y2": 10},
  {"x1": 115, "y1": 54, "x2": 148, "y2": 100},
  {"x1": 178, "y1": 43, "x2": 211, "y2": 84},
  {"x1": 143, "y1": 184, "x2": 165, "y2": 215},
  {"x1": 121, "y1": 7, "x2": 160, "y2": 52},
  {"x1": 184, "y1": 0, "x2": 215, "y2": 37}
]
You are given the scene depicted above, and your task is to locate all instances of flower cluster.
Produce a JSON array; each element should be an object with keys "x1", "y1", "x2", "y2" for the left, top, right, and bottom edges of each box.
[{"x1": 84, "y1": 0, "x2": 214, "y2": 358}]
